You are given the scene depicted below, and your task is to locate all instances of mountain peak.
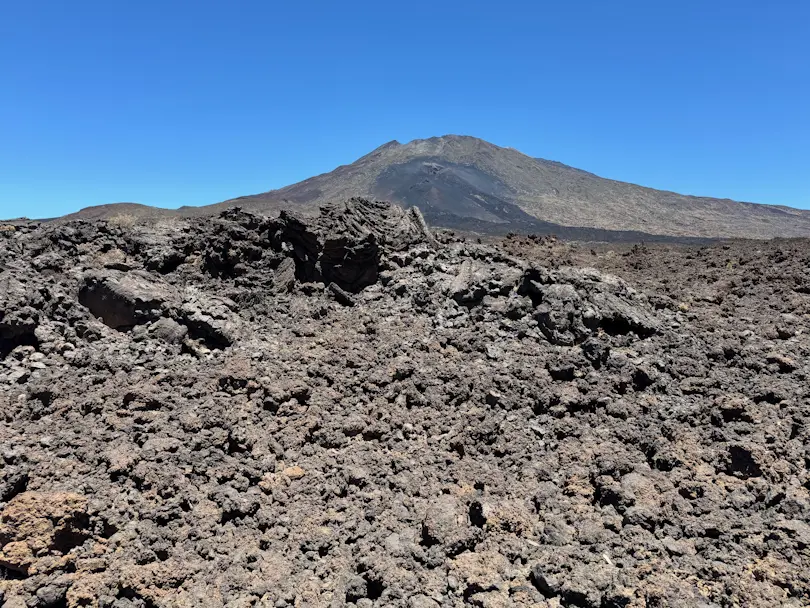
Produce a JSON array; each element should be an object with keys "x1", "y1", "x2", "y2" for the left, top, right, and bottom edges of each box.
[
  {"x1": 263, "y1": 135, "x2": 810, "y2": 239},
  {"x1": 377, "y1": 139, "x2": 401, "y2": 149},
  {"x1": 402, "y1": 134, "x2": 497, "y2": 149}
]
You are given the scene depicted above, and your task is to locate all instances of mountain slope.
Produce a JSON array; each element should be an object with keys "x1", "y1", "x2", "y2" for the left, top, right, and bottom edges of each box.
[
  {"x1": 227, "y1": 135, "x2": 810, "y2": 239},
  {"x1": 57, "y1": 135, "x2": 810, "y2": 239}
]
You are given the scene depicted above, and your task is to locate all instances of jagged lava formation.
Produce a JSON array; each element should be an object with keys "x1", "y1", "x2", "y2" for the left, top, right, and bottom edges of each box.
[{"x1": 1, "y1": 200, "x2": 809, "y2": 607}]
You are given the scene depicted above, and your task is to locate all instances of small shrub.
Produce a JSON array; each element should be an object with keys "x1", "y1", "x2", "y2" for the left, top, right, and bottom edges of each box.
[{"x1": 108, "y1": 213, "x2": 138, "y2": 230}]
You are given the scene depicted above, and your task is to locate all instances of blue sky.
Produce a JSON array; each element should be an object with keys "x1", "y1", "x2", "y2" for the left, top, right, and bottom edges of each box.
[{"x1": 1, "y1": 0, "x2": 808, "y2": 218}]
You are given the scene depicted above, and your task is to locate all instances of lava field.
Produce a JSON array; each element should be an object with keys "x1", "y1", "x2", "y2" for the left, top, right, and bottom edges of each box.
[{"x1": 1, "y1": 200, "x2": 809, "y2": 607}]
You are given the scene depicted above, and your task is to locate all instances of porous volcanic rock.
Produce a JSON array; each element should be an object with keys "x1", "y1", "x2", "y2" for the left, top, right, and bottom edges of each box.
[{"x1": 1, "y1": 200, "x2": 809, "y2": 607}]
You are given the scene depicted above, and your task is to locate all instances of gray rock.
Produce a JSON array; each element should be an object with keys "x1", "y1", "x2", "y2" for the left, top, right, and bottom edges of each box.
[{"x1": 79, "y1": 269, "x2": 174, "y2": 329}]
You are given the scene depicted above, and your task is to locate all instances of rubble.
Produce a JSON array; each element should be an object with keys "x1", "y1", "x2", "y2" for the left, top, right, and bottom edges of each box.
[{"x1": 1, "y1": 199, "x2": 809, "y2": 606}]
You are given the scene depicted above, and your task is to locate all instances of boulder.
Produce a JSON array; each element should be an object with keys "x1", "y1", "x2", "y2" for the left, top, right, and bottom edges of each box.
[
  {"x1": 174, "y1": 294, "x2": 239, "y2": 348},
  {"x1": 273, "y1": 198, "x2": 435, "y2": 293},
  {"x1": 79, "y1": 270, "x2": 174, "y2": 329},
  {"x1": 517, "y1": 266, "x2": 658, "y2": 344},
  {"x1": 421, "y1": 495, "x2": 477, "y2": 556},
  {"x1": 148, "y1": 317, "x2": 189, "y2": 344},
  {"x1": 0, "y1": 276, "x2": 41, "y2": 356},
  {"x1": 272, "y1": 257, "x2": 297, "y2": 295},
  {"x1": 0, "y1": 492, "x2": 90, "y2": 575}
]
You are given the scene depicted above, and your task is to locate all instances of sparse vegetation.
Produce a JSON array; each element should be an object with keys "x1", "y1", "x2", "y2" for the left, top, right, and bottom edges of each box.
[{"x1": 107, "y1": 213, "x2": 138, "y2": 230}]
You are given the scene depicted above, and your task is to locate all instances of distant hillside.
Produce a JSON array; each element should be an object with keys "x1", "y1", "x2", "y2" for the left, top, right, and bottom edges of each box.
[
  {"x1": 58, "y1": 203, "x2": 176, "y2": 221},
  {"x1": 229, "y1": 135, "x2": 810, "y2": 239},
  {"x1": 58, "y1": 135, "x2": 810, "y2": 239}
]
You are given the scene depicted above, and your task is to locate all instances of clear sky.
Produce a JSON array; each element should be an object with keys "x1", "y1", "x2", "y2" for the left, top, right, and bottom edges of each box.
[{"x1": 1, "y1": 0, "x2": 808, "y2": 218}]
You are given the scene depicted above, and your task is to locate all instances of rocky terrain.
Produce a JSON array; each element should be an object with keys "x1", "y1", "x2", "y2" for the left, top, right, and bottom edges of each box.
[
  {"x1": 61, "y1": 136, "x2": 810, "y2": 240},
  {"x1": 2, "y1": 199, "x2": 810, "y2": 607}
]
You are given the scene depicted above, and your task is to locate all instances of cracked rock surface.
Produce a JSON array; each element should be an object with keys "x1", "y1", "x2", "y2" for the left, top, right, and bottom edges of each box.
[{"x1": 1, "y1": 201, "x2": 809, "y2": 607}]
